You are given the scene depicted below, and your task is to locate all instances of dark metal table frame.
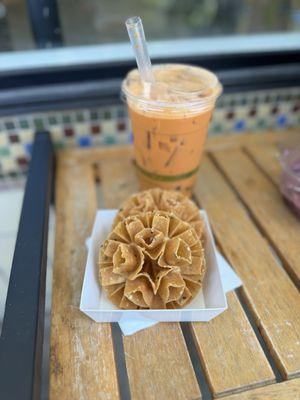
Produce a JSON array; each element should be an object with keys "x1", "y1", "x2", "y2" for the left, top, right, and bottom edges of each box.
[{"x1": 0, "y1": 132, "x2": 54, "y2": 400}]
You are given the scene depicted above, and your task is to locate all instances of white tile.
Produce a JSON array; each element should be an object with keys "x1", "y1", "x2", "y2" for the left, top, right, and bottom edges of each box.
[
  {"x1": 74, "y1": 123, "x2": 89, "y2": 136},
  {"x1": 10, "y1": 143, "x2": 24, "y2": 157},
  {"x1": 0, "y1": 133, "x2": 8, "y2": 146},
  {"x1": 50, "y1": 127, "x2": 63, "y2": 141},
  {"x1": 19, "y1": 129, "x2": 34, "y2": 143},
  {"x1": 0, "y1": 158, "x2": 17, "y2": 174},
  {"x1": 101, "y1": 120, "x2": 116, "y2": 135}
]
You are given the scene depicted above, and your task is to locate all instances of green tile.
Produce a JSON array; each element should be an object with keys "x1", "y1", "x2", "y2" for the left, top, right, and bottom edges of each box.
[
  {"x1": 104, "y1": 136, "x2": 116, "y2": 145},
  {"x1": 48, "y1": 116, "x2": 58, "y2": 125},
  {"x1": 284, "y1": 93, "x2": 291, "y2": 102},
  {"x1": 76, "y1": 112, "x2": 84, "y2": 122},
  {"x1": 90, "y1": 110, "x2": 98, "y2": 120},
  {"x1": 34, "y1": 118, "x2": 44, "y2": 130},
  {"x1": 216, "y1": 99, "x2": 224, "y2": 108},
  {"x1": 20, "y1": 119, "x2": 29, "y2": 129},
  {"x1": 117, "y1": 107, "x2": 125, "y2": 118},
  {"x1": 62, "y1": 115, "x2": 71, "y2": 124},
  {"x1": 214, "y1": 124, "x2": 222, "y2": 133},
  {"x1": 0, "y1": 147, "x2": 10, "y2": 156},
  {"x1": 235, "y1": 97, "x2": 244, "y2": 106},
  {"x1": 54, "y1": 141, "x2": 65, "y2": 149},
  {"x1": 257, "y1": 119, "x2": 267, "y2": 129},
  {"x1": 4, "y1": 121, "x2": 15, "y2": 130},
  {"x1": 103, "y1": 110, "x2": 111, "y2": 119}
]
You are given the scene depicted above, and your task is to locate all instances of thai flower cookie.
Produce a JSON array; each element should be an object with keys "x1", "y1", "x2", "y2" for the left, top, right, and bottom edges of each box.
[
  {"x1": 99, "y1": 211, "x2": 206, "y2": 309},
  {"x1": 113, "y1": 188, "x2": 204, "y2": 240}
]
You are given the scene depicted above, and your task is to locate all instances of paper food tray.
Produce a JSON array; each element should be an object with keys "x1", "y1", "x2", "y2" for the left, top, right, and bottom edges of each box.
[{"x1": 80, "y1": 209, "x2": 227, "y2": 322}]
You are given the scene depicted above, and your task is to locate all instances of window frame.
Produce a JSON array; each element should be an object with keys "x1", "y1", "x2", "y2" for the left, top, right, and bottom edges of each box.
[{"x1": 0, "y1": 33, "x2": 299, "y2": 115}]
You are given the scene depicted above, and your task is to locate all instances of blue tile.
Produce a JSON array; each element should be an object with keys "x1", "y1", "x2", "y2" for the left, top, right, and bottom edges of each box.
[
  {"x1": 234, "y1": 119, "x2": 246, "y2": 132},
  {"x1": 78, "y1": 136, "x2": 92, "y2": 147},
  {"x1": 277, "y1": 114, "x2": 288, "y2": 127},
  {"x1": 25, "y1": 142, "x2": 33, "y2": 155}
]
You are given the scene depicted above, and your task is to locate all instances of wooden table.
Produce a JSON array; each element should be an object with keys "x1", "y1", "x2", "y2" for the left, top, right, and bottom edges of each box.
[{"x1": 49, "y1": 131, "x2": 300, "y2": 400}]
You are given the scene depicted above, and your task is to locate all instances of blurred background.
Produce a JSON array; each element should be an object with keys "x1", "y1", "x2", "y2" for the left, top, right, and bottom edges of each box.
[{"x1": 0, "y1": 0, "x2": 299, "y2": 51}]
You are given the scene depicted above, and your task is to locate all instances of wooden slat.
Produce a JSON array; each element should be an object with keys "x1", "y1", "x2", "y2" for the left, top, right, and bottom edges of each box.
[
  {"x1": 100, "y1": 157, "x2": 139, "y2": 206},
  {"x1": 212, "y1": 149, "x2": 300, "y2": 286},
  {"x1": 100, "y1": 154, "x2": 201, "y2": 400},
  {"x1": 245, "y1": 142, "x2": 281, "y2": 185},
  {"x1": 49, "y1": 154, "x2": 119, "y2": 400},
  {"x1": 57, "y1": 130, "x2": 298, "y2": 163},
  {"x1": 205, "y1": 129, "x2": 298, "y2": 152},
  {"x1": 192, "y1": 292, "x2": 275, "y2": 398},
  {"x1": 223, "y1": 378, "x2": 300, "y2": 400},
  {"x1": 194, "y1": 156, "x2": 300, "y2": 380},
  {"x1": 65, "y1": 145, "x2": 133, "y2": 165},
  {"x1": 123, "y1": 324, "x2": 201, "y2": 400}
]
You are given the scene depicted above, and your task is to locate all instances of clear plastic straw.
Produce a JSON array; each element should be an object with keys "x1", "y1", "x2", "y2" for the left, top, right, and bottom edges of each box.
[{"x1": 126, "y1": 16, "x2": 154, "y2": 84}]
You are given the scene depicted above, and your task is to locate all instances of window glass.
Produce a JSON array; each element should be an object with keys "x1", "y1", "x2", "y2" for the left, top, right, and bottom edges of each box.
[
  {"x1": 58, "y1": 0, "x2": 300, "y2": 46},
  {"x1": 0, "y1": 0, "x2": 299, "y2": 52},
  {"x1": 2, "y1": 0, "x2": 34, "y2": 51}
]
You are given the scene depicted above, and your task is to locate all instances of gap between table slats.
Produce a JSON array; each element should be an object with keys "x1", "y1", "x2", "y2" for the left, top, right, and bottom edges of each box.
[
  {"x1": 194, "y1": 155, "x2": 300, "y2": 380},
  {"x1": 222, "y1": 378, "x2": 300, "y2": 400},
  {"x1": 49, "y1": 154, "x2": 120, "y2": 400},
  {"x1": 99, "y1": 156, "x2": 201, "y2": 400},
  {"x1": 211, "y1": 147, "x2": 300, "y2": 287},
  {"x1": 191, "y1": 292, "x2": 275, "y2": 398}
]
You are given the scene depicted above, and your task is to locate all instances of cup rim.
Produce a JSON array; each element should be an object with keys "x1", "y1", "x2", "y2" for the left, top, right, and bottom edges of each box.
[{"x1": 121, "y1": 63, "x2": 222, "y2": 111}]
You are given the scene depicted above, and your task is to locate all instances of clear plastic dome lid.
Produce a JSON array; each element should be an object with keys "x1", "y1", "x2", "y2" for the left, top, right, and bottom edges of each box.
[{"x1": 122, "y1": 64, "x2": 222, "y2": 111}]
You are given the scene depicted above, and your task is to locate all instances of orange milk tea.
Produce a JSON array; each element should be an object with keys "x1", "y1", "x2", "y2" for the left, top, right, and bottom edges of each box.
[{"x1": 122, "y1": 64, "x2": 222, "y2": 196}]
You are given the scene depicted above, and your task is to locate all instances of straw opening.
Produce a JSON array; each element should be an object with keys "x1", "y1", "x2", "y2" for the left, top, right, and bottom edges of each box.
[{"x1": 126, "y1": 16, "x2": 141, "y2": 27}]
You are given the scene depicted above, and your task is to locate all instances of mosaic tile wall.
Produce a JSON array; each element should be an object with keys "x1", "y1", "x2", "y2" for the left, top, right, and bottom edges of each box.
[{"x1": 0, "y1": 87, "x2": 299, "y2": 179}]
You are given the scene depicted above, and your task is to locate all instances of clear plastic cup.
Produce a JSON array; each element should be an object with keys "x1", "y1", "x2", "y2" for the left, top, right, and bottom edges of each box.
[{"x1": 122, "y1": 63, "x2": 222, "y2": 196}]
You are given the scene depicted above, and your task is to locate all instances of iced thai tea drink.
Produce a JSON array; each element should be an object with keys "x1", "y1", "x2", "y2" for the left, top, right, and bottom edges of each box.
[{"x1": 122, "y1": 64, "x2": 222, "y2": 196}]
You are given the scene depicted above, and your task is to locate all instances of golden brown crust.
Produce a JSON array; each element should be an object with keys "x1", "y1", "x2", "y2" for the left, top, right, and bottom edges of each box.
[
  {"x1": 99, "y1": 211, "x2": 206, "y2": 309},
  {"x1": 113, "y1": 188, "x2": 204, "y2": 239}
]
